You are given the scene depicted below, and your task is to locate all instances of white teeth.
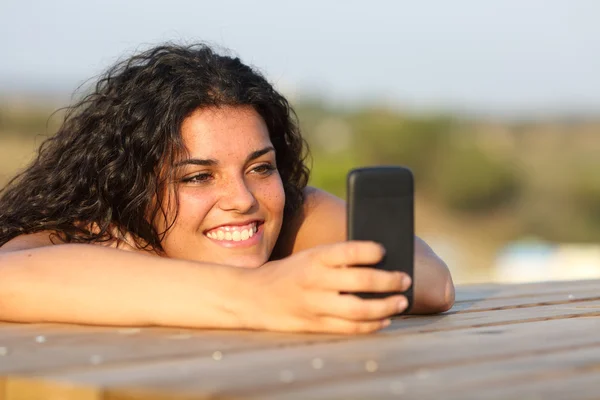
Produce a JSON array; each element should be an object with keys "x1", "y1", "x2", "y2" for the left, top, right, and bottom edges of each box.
[{"x1": 207, "y1": 222, "x2": 259, "y2": 242}]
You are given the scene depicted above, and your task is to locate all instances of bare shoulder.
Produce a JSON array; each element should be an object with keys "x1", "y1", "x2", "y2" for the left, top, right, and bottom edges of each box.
[
  {"x1": 302, "y1": 186, "x2": 346, "y2": 229},
  {"x1": 0, "y1": 232, "x2": 57, "y2": 253},
  {"x1": 273, "y1": 187, "x2": 347, "y2": 258}
]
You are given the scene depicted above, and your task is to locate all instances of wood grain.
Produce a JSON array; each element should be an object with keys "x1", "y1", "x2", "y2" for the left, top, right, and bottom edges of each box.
[
  {"x1": 454, "y1": 279, "x2": 600, "y2": 302},
  {"x1": 2, "y1": 298, "x2": 600, "y2": 376},
  {"x1": 249, "y1": 326, "x2": 600, "y2": 399},
  {"x1": 450, "y1": 289, "x2": 600, "y2": 313},
  {"x1": 9, "y1": 315, "x2": 600, "y2": 399},
  {"x1": 2, "y1": 280, "x2": 599, "y2": 400},
  {"x1": 5, "y1": 377, "x2": 100, "y2": 400}
]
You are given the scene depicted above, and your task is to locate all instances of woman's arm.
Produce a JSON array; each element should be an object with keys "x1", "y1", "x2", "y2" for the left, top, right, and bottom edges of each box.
[
  {"x1": 0, "y1": 233, "x2": 410, "y2": 334},
  {"x1": 0, "y1": 239, "x2": 248, "y2": 328},
  {"x1": 275, "y1": 187, "x2": 455, "y2": 314}
]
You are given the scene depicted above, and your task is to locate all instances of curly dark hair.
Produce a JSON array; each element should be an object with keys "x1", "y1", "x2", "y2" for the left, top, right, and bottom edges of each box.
[{"x1": 0, "y1": 43, "x2": 311, "y2": 251}]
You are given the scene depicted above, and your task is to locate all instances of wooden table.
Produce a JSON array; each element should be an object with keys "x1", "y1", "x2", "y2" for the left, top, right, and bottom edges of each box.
[{"x1": 2, "y1": 279, "x2": 600, "y2": 400}]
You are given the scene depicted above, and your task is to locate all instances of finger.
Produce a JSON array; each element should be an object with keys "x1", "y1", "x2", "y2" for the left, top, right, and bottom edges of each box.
[
  {"x1": 320, "y1": 267, "x2": 408, "y2": 293},
  {"x1": 312, "y1": 292, "x2": 408, "y2": 321},
  {"x1": 315, "y1": 316, "x2": 392, "y2": 335},
  {"x1": 316, "y1": 241, "x2": 385, "y2": 268}
]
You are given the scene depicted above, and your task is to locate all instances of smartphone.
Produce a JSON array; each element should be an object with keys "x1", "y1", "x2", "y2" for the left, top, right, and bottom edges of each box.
[{"x1": 347, "y1": 166, "x2": 414, "y2": 313}]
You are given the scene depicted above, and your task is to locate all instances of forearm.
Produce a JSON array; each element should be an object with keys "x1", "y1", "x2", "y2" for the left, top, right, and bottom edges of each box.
[
  {"x1": 409, "y1": 236, "x2": 455, "y2": 314},
  {"x1": 0, "y1": 244, "x2": 246, "y2": 328}
]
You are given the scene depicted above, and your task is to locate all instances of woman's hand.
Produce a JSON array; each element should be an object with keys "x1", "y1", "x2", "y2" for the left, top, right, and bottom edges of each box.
[
  {"x1": 275, "y1": 187, "x2": 455, "y2": 315},
  {"x1": 238, "y1": 241, "x2": 412, "y2": 334}
]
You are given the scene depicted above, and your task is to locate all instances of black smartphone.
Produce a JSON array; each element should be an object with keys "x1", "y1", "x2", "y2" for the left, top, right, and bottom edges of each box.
[{"x1": 347, "y1": 166, "x2": 414, "y2": 313}]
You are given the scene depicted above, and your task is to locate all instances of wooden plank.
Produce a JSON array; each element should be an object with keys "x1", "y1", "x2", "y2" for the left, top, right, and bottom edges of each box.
[
  {"x1": 250, "y1": 337, "x2": 600, "y2": 399},
  {"x1": 33, "y1": 350, "x2": 599, "y2": 400},
  {"x1": 5, "y1": 377, "x2": 100, "y2": 400},
  {"x1": 387, "y1": 298, "x2": 600, "y2": 334},
  {"x1": 105, "y1": 388, "x2": 226, "y2": 400},
  {"x1": 0, "y1": 327, "x2": 340, "y2": 375},
  {"x1": 0, "y1": 323, "x2": 120, "y2": 335},
  {"x1": 459, "y1": 372, "x2": 600, "y2": 400},
  {"x1": 0, "y1": 323, "x2": 328, "y2": 342},
  {"x1": 2, "y1": 299, "x2": 600, "y2": 376},
  {"x1": 454, "y1": 279, "x2": 600, "y2": 302},
  {"x1": 118, "y1": 316, "x2": 600, "y2": 399},
  {"x1": 2, "y1": 280, "x2": 599, "y2": 399},
  {"x1": 5, "y1": 378, "x2": 232, "y2": 400},
  {"x1": 11, "y1": 316, "x2": 600, "y2": 399},
  {"x1": 5, "y1": 377, "x2": 224, "y2": 400},
  {"x1": 450, "y1": 289, "x2": 600, "y2": 313},
  {"x1": 450, "y1": 356, "x2": 600, "y2": 400}
]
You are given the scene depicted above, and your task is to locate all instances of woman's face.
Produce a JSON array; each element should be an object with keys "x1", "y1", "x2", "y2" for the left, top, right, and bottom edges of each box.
[{"x1": 157, "y1": 106, "x2": 286, "y2": 268}]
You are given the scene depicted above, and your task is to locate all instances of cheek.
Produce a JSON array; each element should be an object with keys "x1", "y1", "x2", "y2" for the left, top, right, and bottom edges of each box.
[
  {"x1": 259, "y1": 176, "x2": 286, "y2": 215},
  {"x1": 172, "y1": 189, "x2": 215, "y2": 230}
]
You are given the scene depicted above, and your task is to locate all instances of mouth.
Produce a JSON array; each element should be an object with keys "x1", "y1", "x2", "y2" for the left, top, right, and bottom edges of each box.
[{"x1": 204, "y1": 220, "x2": 263, "y2": 243}]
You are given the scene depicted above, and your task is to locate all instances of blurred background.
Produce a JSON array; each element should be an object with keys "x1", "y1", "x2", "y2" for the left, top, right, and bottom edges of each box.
[{"x1": 1, "y1": 0, "x2": 599, "y2": 284}]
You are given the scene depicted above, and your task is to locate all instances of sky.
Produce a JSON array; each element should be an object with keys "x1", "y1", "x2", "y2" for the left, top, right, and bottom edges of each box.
[{"x1": 1, "y1": 0, "x2": 599, "y2": 116}]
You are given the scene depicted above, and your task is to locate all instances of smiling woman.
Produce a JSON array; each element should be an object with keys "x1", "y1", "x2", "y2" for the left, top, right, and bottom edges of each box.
[{"x1": 0, "y1": 43, "x2": 454, "y2": 334}]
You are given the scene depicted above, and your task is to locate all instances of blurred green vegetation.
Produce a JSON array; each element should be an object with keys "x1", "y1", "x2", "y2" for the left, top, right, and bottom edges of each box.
[
  {"x1": 294, "y1": 101, "x2": 600, "y2": 243},
  {"x1": 295, "y1": 102, "x2": 524, "y2": 208},
  {"x1": 2, "y1": 100, "x2": 600, "y2": 244},
  {"x1": 0, "y1": 106, "x2": 62, "y2": 137},
  {"x1": 432, "y1": 142, "x2": 522, "y2": 212},
  {"x1": 570, "y1": 163, "x2": 600, "y2": 228}
]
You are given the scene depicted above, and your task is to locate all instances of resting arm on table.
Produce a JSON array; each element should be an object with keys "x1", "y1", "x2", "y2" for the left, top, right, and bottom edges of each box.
[
  {"x1": 0, "y1": 229, "x2": 416, "y2": 333},
  {"x1": 274, "y1": 187, "x2": 455, "y2": 314}
]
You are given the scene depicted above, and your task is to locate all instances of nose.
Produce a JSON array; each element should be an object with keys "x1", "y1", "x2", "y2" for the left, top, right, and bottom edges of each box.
[{"x1": 218, "y1": 176, "x2": 258, "y2": 213}]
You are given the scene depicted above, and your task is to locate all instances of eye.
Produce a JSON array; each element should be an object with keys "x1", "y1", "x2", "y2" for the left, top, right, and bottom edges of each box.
[
  {"x1": 251, "y1": 163, "x2": 276, "y2": 175},
  {"x1": 181, "y1": 172, "x2": 213, "y2": 184}
]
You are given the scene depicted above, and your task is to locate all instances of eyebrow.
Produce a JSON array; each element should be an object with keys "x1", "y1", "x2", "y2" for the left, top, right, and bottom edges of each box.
[{"x1": 175, "y1": 146, "x2": 275, "y2": 168}]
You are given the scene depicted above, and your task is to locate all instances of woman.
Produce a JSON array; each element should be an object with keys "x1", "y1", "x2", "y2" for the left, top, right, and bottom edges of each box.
[{"x1": 0, "y1": 43, "x2": 454, "y2": 334}]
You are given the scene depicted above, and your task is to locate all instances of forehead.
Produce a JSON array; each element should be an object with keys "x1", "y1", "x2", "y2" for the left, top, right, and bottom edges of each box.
[{"x1": 180, "y1": 106, "x2": 272, "y2": 156}]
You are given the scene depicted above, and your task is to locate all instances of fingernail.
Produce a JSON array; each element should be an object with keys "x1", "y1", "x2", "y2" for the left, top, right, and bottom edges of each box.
[
  {"x1": 398, "y1": 297, "x2": 408, "y2": 312},
  {"x1": 402, "y1": 275, "x2": 412, "y2": 290},
  {"x1": 382, "y1": 319, "x2": 391, "y2": 327}
]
